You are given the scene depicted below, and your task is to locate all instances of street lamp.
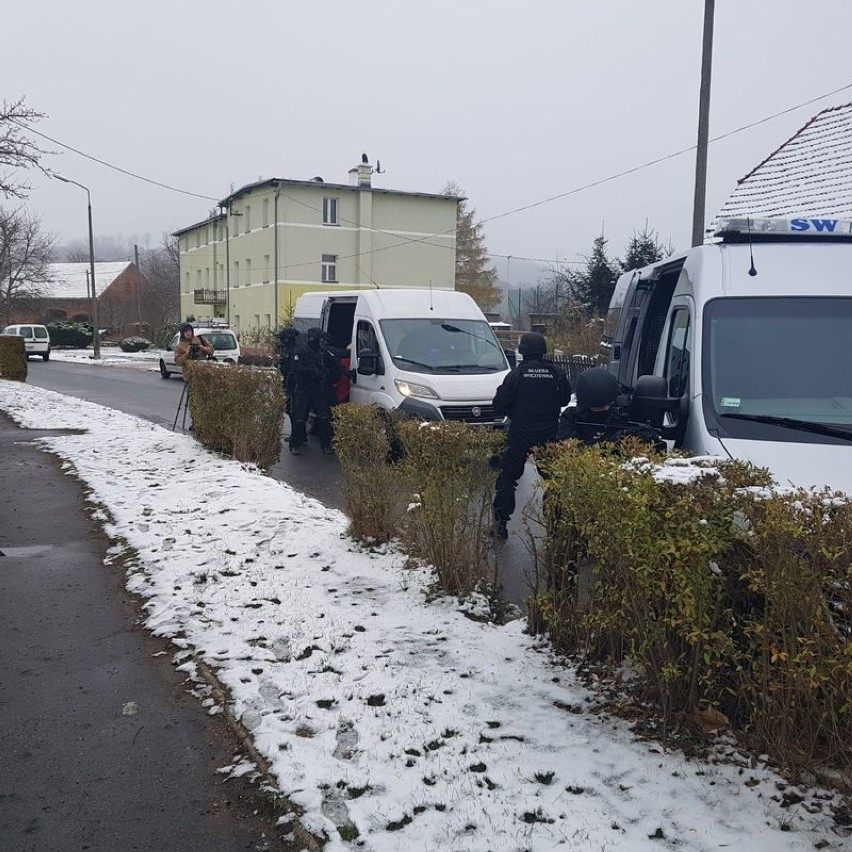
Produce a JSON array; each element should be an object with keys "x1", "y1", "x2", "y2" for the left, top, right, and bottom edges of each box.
[{"x1": 55, "y1": 175, "x2": 101, "y2": 358}]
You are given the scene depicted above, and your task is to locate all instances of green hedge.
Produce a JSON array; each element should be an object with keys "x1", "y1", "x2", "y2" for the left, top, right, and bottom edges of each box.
[
  {"x1": 47, "y1": 321, "x2": 93, "y2": 348},
  {"x1": 531, "y1": 440, "x2": 852, "y2": 780},
  {"x1": 0, "y1": 335, "x2": 27, "y2": 381},
  {"x1": 332, "y1": 404, "x2": 408, "y2": 544},
  {"x1": 185, "y1": 362, "x2": 285, "y2": 469}
]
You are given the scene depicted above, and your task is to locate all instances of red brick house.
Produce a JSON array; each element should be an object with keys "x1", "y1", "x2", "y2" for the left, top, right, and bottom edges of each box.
[{"x1": 10, "y1": 262, "x2": 155, "y2": 336}]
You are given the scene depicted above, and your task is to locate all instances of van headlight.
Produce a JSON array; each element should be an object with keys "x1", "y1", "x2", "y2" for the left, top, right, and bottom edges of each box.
[{"x1": 395, "y1": 379, "x2": 439, "y2": 400}]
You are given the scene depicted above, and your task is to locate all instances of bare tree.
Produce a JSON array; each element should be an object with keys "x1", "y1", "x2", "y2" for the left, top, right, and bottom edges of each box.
[
  {"x1": 1, "y1": 98, "x2": 50, "y2": 199},
  {"x1": 64, "y1": 247, "x2": 92, "y2": 263},
  {"x1": 0, "y1": 207, "x2": 56, "y2": 325},
  {"x1": 139, "y1": 233, "x2": 180, "y2": 338}
]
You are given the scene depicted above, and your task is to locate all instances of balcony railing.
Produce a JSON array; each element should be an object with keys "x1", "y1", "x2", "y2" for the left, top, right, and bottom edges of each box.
[{"x1": 193, "y1": 289, "x2": 225, "y2": 305}]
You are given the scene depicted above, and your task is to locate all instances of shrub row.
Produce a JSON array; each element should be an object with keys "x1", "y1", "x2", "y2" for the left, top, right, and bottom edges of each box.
[
  {"x1": 0, "y1": 335, "x2": 27, "y2": 381},
  {"x1": 47, "y1": 321, "x2": 92, "y2": 348},
  {"x1": 332, "y1": 405, "x2": 504, "y2": 595},
  {"x1": 185, "y1": 362, "x2": 285, "y2": 469},
  {"x1": 531, "y1": 440, "x2": 852, "y2": 782}
]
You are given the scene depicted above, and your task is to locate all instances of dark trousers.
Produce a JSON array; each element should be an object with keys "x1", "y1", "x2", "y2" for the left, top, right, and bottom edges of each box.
[
  {"x1": 493, "y1": 426, "x2": 554, "y2": 522},
  {"x1": 289, "y1": 385, "x2": 332, "y2": 450}
]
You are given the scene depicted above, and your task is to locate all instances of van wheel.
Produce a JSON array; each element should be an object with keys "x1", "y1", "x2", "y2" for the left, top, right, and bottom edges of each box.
[
  {"x1": 159, "y1": 360, "x2": 170, "y2": 379},
  {"x1": 42, "y1": 352, "x2": 50, "y2": 361}
]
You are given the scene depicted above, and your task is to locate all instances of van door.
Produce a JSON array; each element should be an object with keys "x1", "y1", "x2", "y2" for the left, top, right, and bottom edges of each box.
[
  {"x1": 656, "y1": 299, "x2": 693, "y2": 446},
  {"x1": 350, "y1": 318, "x2": 395, "y2": 409}
]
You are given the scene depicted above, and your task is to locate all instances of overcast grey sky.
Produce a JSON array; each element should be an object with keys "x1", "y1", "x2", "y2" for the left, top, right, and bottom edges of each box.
[{"x1": 7, "y1": 1, "x2": 852, "y2": 281}]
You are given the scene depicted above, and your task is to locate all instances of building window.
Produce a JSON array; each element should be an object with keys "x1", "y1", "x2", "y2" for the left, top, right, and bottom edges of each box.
[
  {"x1": 264, "y1": 313, "x2": 271, "y2": 328},
  {"x1": 323, "y1": 197, "x2": 339, "y2": 225},
  {"x1": 245, "y1": 258, "x2": 251, "y2": 285},
  {"x1": 263, "y1": 254, "x2": 270, "y2": 283},
  {"x1": 254, "y1": 314, "x2": 260, "y2": 330},
  {"x1": 205, "y1": 268, "x2": 210, "y2": 286},
  {"x1": 195, "y1": 230, "x2": 201, "y2": 248},
  {"x1": 233, "y1": 260, "x2": 239, "y2": 287},
  {"x1": 321, "y1": 254, "x2": 338, "y2": 283},
  {"x1": 262, "y1": 198, "x2": 269, "y2": 227},
  {"x1": 184, "y1": 272, "x2": 190, "y2": 294},
  {"x1": 244, "y1": 205, "x2": 251, "y2": 234}
]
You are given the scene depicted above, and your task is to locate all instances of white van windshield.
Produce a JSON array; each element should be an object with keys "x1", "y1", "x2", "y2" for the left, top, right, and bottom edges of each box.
[
  {"x1": 379, "y1": 318, "x2": 508, "y2": 374},
  {"x1": 703, "y1": 297, "x2": 852, "y2": 443}
]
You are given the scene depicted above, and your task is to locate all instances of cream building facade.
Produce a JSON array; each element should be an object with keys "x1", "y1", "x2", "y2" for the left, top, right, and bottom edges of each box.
[{"x1": 174, "y1": 160, "x2": 459, "y2": 334}]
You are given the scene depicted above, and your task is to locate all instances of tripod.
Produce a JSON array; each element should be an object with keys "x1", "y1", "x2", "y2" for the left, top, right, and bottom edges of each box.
[{"x1": 172, "y1": 382, "x2": 190, "y2": 431}]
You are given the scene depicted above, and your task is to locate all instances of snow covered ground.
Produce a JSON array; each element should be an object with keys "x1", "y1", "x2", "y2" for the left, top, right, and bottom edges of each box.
[
  {"x1": 0, "y1": 379, "x2": 848, "y2": 851},
  {"x1": 48, "y1": 345, "x2": 160, "y2": 370}
]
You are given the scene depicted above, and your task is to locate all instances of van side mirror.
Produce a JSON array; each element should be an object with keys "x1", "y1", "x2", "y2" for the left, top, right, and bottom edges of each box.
[
  {"x1": 357, "y1": 350, "x2": 383, "y2": 376},
  {"x1": 503, "y1": 348, "x2": 517, "y2": 369},
  {"x1": 630, "y1": 374, "x2": 689, "y2": 442}
]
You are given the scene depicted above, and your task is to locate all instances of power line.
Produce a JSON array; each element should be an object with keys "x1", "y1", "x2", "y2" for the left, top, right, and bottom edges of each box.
[
  {"x1": 8, "y1": 118, "x2": 219, "y2": 201},
  {"x1": 13, "y1": 80, "x2": 852, "y2": 262}
]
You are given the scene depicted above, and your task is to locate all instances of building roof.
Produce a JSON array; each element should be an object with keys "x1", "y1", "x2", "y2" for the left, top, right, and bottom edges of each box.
[
  {"x1": 46, "y1": 262, "x2": 132, "y2": 299},
  {"x1": 711, "y1": 103, "x2": 852, "y2": 233},
  {"x1": 173, "y1": 176, "x2": 461, "y2": 237}
]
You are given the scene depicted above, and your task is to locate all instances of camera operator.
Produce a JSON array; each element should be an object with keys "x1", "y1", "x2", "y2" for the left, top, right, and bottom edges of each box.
[{"x1": 175, "y1": 322, "x2": 214, "y2": 375}]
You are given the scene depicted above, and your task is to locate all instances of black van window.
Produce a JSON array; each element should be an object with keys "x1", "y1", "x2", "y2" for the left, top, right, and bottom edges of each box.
[
  {"x1": 356, "y1": 320, "x2": 384, "y2": 374},
  {"x1": 664, "y1": 308, "x2": 691, "y2": 397}
]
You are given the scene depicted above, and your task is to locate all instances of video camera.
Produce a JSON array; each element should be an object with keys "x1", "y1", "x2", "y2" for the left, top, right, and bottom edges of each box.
[{"x1": 189, "y1": 343, "x2": 202, "y2": 360}]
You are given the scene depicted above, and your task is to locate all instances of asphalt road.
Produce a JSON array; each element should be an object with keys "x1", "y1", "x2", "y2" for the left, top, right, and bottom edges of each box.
[
  {"x1": 0, "y1": 417, "x2": 294, "y2": 851},
  {"x1": 24, "y1": 359, "x2": 541, "y2": 603}
]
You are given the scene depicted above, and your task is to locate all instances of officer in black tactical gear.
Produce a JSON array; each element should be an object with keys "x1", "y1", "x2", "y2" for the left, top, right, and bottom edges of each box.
[
  {"x1": 556, "y1": 367, "x2": 621, "y2": 443},
  {"x1": 288, "y1": 326, "x2": 334, "y2": 455},
  {"x1": 491, "y1": 332, "x2": 572, "y2": 539},
  {"x1": 288, "y1": 327, "x2": 343, "y2": 455},
  {"x1": 278, "y1": 327, "x2": 300, "y2": 416},
  {"x1": 557, "y1": 367, "x2": 665, "y2": 449}
]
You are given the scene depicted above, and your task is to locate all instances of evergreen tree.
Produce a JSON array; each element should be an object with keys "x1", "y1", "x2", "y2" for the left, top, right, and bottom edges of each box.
[
  {"x1": 444, "y1": 182, "x2": 501, "y2": 311},
  {"x1": 621, "y1": 225, "x2": 669, "y2": 272},
  {"x1": 568, "y1": 235, "x2": 619, "y2": 316}
]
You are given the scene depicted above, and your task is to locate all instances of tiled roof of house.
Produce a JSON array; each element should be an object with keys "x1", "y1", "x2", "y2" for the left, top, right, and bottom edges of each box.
[
  {"x1": 46, "y1": 262, "x2": 132, "y2": 299},
  {"x1": 710, "y1": 103, "x2": 852, "y2": 235}
]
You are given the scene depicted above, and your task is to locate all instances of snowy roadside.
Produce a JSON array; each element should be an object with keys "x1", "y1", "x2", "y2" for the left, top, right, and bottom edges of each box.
[
  {"x1": 0, "y1": 381, "x2": 847, "y2": 852},
  {"x1": 46, "y1": 346, "x2": 160, "y2": 370}
]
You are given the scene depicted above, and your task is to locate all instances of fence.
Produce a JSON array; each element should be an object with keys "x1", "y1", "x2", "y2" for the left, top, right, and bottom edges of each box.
[{"x1": 549, "y1": 353, "x2": 600, "y2": 387}]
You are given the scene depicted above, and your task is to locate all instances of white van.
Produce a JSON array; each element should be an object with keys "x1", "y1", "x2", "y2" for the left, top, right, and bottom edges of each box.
[
  {"x1": 293, "y1": 289, "x2": 511, "y2": 424},
  {"x1": 2, "y1": 324, "x2": 51, "y2": 360},
  {"x1": 602, "y1": 216, "x2": 852, "y2": 494}
]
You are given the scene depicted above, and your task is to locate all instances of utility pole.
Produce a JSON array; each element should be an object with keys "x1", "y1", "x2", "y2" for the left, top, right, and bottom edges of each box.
[{"x1": 692, "y1": 0, "x2": 715, "y2": 247}]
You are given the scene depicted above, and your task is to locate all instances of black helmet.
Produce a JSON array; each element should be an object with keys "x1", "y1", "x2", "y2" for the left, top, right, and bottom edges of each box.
[
  {"x1": 575, "y1": 367, "x2": 620, "y2": 410},
  {"x1": 279, "y1": 327, "x2": 299, "y2": 346},
  {"x1": 518, "y1": 332, "x2": 547, "y2": 358},
  {"x1": 179, "y1": 322, "x2": 194, "y2": 335},
  {"x1": 306, "y1": 326, "x2": 323, "y2": 349}
]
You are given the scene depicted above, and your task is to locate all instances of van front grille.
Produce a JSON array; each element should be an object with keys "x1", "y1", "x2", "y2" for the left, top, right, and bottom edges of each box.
[{"x1": 439, "y1": 404, "x2": 503, "y2": 424}]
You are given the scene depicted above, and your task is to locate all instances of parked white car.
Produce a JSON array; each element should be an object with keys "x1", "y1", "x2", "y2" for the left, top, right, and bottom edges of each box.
[
  {"x1": 2, "y1": 324, "x2": 51, "y2": 360},
  {"x1": 158, "y1": 323, "x2": 240, "y2": 378}
]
